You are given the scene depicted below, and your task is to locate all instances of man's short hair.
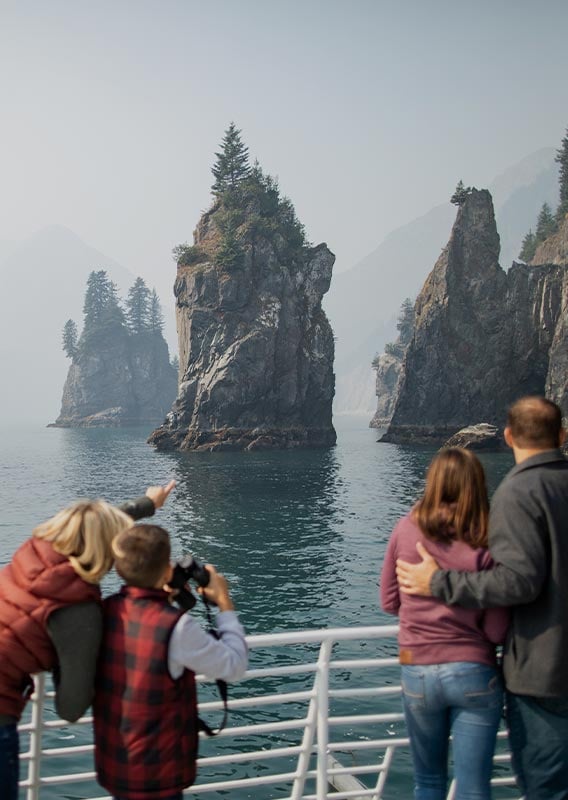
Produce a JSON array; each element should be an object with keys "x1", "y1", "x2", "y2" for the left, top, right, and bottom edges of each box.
[
  {"x1": 112, "y1": 524, "x2": 171, "y2": 588},
  {"x1": 507, "y1": 396, "x2": 563, "y2": 449}
]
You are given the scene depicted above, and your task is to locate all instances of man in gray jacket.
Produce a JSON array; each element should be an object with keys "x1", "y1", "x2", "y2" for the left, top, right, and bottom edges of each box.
[{"x1": 396, "y1": 396, "x2": 568, "y2": 800}]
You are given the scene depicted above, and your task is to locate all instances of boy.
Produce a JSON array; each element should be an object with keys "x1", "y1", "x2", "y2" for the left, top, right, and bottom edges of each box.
[{"x1": 93, "y1": 524, "x2": 248, "y2": 800}]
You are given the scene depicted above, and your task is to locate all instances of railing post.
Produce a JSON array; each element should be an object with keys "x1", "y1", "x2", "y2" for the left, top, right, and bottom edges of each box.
[
  {"x1": 316, "y1": 639, "x2": 333, "y2": 800},
  {"x1": 27, "y1": 673, "x2": 46, "y2": 800},
  {"x1": 290, "y1": 648, "x2": 322, "y2": 800}
]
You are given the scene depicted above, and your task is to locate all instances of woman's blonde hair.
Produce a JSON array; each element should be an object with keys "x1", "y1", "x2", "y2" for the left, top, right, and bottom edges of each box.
[
  {"x1": 33, "y1": 500, "x2": 132, "y2": 584},
  {"x1": 413, "y1": 447, "x2": 489, "y2": 548}
]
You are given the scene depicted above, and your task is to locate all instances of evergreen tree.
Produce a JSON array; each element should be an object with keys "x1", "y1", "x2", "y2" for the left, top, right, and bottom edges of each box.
[
  {"x1": 450, "y1": 180, "x2": 472, "y2": 206},
  {"x1": 149, "y1": 288, "x2": 165, "y2": 334},
  {"x1": 396, "y1": 298, "x2": 415, "y2": 345},
  {"x1": 535, "y1": 202, "x2": 556, "y2": 242},
  {"x1": 62, "y1": 319, "x2": 78, "y2": 359},
  {"x1": 211, "y1": 122, "x2": 251, "y2": 195},
  {"x1": 126, "y1": 277, "x2": 151, "y2": 334},
  {"x1": 171, "y1": 354, "x2": 179, "y2": 371},
  {"x1": 83, "y1": 270, "x2": 125, "y2": 332},
  {"x1": 382, "y1": 298, "x2": 415, "y2": 359},
  {"x1": 216, "y1": 226, "x2": 245, "y2": 270},
  {"x1": 519, "y1": 229, "x2": 537, "y2": 263},
  {"x1": 556, "y1": 126, "x2": 568, "y2": 221}
]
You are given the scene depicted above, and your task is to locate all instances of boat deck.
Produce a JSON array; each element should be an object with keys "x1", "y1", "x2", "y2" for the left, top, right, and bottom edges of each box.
[{"x1": 19, "y1": 625, "x2": 519, "y2": 799}]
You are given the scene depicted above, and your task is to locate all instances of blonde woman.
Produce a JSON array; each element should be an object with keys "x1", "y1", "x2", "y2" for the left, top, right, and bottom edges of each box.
[{"x1": 0, "y1": 481, "x2": 175, "y2": 800}]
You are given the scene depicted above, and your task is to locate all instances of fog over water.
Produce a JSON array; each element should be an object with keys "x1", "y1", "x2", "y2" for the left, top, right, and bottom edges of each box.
[{"x1": 1, "y1": 1, "x2": 567, "y2": 423}]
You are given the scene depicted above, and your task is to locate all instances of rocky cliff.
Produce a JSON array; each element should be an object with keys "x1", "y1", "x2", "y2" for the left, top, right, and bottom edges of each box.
[
  {"x1": 149, "y1": 196, "x2": 336, "y2": 451},
  {"x1": 380, "y1": 192, "x2": 568, "y2": 444},
  {"x1": 54, "y1": 330, "x2": 177, "y2": 427},
  {"x1": 370, "y1": 353, "x2": 403, "y2": 428}
]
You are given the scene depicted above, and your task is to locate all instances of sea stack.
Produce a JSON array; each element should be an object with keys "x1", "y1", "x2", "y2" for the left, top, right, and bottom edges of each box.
[
  {"x1": 53, "y1": 272, "x2": 177, "y2": 427},
  {"x1": 149, "y1": 125, "x2": 336, "y2": 451},
  {"x1": 380, "y1": 190, "x2": 568, "y2": 444}
]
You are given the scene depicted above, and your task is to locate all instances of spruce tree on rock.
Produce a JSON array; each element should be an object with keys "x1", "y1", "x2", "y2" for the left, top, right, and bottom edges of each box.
[
  {"x1": 62, "y1": 319, "x2": 78, "y2": 359},
  {"x1": 83, "y1": 270, "x2": 126, "y2": 335},
  {"x1": 450, "y1": 180, "x2": 472, "y2": 206},
  {"x1": 126, "y1": 277, "x2": 151, "y2": 334},
  {"x1": 149, "y1": 288, "x2": 165, "y2": 335},
  {"x1": 556, "y1": 126, "x2": 568, "y2": 221},
  {"x1": 535, "y1": 202, "x2": 556, "y2": 242},
  {"x1": 211, "y1": 122, "x2": 251, "y2": 195},
  {"x1": 519, "y1": 229, "x2": 537, "y2": 263},
  {"x1": 396, "y1": 297, "x2": 415, "y2": 345},
  {"x1": 383, "y1": 298, "x2": 415, "y2": 359}
]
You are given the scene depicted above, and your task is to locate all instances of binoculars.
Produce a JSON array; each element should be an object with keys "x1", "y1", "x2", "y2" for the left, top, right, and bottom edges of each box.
[{"x1": 169, "y1": 555, "x2": 210, "y2": 611}]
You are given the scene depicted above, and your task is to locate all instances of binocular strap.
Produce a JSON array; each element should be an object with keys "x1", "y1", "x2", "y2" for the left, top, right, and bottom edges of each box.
[
  {"x1": 198, "y1": 678, "x2": 229, "y2": 737},
  {"x1": 198, "y1": 613, "x2": 229, "y2": 737}
]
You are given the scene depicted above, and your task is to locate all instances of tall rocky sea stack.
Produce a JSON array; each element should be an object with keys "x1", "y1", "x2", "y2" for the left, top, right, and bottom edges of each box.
[
  {"x1": 149, "y1": 126, "x2": 336, "y2": 452},
  {"x1": 53, "y1": 272, "x2": 177, "y2": 427},
  {"x1": 379, "y1": 189, "x2": 568, "y2": 443}
]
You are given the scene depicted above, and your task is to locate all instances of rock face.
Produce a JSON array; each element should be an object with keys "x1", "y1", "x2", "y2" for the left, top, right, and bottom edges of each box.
[
  {"x1": 149, "y1": 207, "x2": 336, "y2": 451},
  {"x1": 380, "y1": 191, "x2": 568, "y2": 444},
  {"x1": 370, "y1": 354, "x2": 403, "y2": 428},
  {"x1": 53, "y1": 331, "x2": 177, "y2": 427}
]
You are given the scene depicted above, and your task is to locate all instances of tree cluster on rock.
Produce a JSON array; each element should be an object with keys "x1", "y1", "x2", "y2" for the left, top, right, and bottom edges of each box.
[
  {"x1": 519, "y1": 202, "x2": 557, "y2": 262},
  {"x1": 450, "y1": 180, "x2": 474, "y2": 206},
  {"x1": 375, "y1": 298, "x2": 415, "y2": 363},
  {"x1": 172, "y1": 123, "x2": 308, "y2": 272},
  {"x1": 56, "y1": 271, "x2": 177, "y2": 427},
  {"x1": 519, "y1": 124, "x2": 568, "y2": 262},
  {"x1": 62, "y1": 271, "x2": 165, "y2": 359},
  {"x1": 370, "y1": 298, "x2": 415, "y2": 429}
]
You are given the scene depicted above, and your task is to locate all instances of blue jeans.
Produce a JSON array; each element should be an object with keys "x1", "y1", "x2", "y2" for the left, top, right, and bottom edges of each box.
[
  {"x1": 506, "y1": 690, "x2": 568, "y2": 800},
  {"x1": 0, "y1": 723, "x2": 19, "y2": 800},
  {"x1": 401, "y1": 662, "x2": 503, "y2": 800}
]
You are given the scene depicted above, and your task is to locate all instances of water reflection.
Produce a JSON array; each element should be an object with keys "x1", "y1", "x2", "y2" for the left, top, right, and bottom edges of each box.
[{"x1": 155, "y1": 447, "x2": 345, "y2": 634}]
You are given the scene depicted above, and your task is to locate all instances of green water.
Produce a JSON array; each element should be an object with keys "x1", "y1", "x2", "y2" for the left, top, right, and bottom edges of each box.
[{"x1": 1, "y1": 418, "x2": 516, "y2": 798}]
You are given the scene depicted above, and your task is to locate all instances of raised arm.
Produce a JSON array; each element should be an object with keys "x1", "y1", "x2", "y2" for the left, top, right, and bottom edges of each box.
[{"x1": 119, "y1": 480, "x2": 176, "y2": 520}]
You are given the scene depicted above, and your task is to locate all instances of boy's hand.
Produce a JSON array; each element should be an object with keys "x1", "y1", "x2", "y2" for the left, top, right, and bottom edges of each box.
[
  {"x1": 198, "y1": 565, "x2": 235, "y2": 612},
  {"x1": 145, "y1": 480, "x2": 176, "y2": 509}
]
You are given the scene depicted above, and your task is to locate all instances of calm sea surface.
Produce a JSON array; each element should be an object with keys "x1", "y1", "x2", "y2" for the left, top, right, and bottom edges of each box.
[{"x1": 0, "y1": 418, "x2": 516, "y2": 798}]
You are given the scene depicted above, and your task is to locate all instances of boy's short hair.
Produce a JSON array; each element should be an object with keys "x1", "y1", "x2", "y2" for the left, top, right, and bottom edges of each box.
[
  {"x1": 112, "y1": 524, "x2": 171, "y2": 588},
  {"x1": 507, "y1": 396, "x2": 563, "y2": 449}
]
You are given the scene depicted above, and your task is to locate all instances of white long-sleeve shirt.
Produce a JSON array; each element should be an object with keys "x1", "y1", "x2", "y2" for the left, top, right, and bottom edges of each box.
[{"x1": 168, "y1": 610, "x2": 248, "y2": 681}]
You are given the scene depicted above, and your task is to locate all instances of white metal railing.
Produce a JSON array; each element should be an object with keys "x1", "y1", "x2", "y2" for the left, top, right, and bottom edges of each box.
[{"x1": 18, "y1": 625, "x2": 519, "y2": 799}]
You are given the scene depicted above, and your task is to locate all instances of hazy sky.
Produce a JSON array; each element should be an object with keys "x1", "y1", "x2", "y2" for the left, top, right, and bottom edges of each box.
[{"x1": 1, "y1": 0, "x2": 567, "y2": 285}]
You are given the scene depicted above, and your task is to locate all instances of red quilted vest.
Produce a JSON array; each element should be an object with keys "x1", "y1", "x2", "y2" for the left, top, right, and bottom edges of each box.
[
  {"x1": 94, "y1": 587, "x2": 198, "y2": 799},
  {"x1": 0, "y1": 537, "x2": 101, "y2": 719}
]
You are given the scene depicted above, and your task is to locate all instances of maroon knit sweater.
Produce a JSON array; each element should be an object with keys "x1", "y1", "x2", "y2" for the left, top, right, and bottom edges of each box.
[{"x1": 380, "y1": 514, "x2": 509, "y2": 666}]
